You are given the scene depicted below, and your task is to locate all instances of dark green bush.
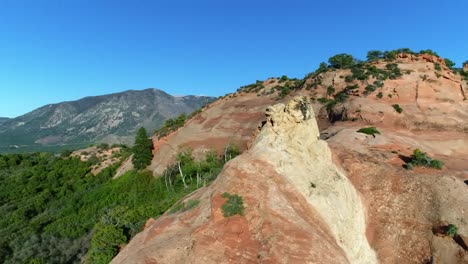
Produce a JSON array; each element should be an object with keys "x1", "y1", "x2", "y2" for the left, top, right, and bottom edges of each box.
[
  {"x1": 446, "y1": 224, "x2": 458, "y2": 237},
  {"x1": 98, "y1": 143, "x2": 109, "y2": 150},
  {"x1": 317, "y1": 97, "x2": 331, "y2": 104},
  {"x1": 306, "y1": 62, "x2": 329, "y2": 78},
  {"x1": 351, "y1": 66, "x2": 369, "y2": 80},
  {"x1": 357, "y1": 127, "x2": 381, "y2": 136},
  {"x1": 328, "y1": 53, "x2": 356, "y2": 69},
  {"x1": 60, "y1": 149, "x2": 72, "y2": 158},
  {"x1": 87, "y1": 155, "x2": 100, "y2": 165},
  {"x1": 444, "y1": 59, "x2": 455, "y2": 69},
  {"x1": 364, "y1": 85, "x2": 377, "y2": 95},
  {"x1": 345, "y1": 84, "x2": 359, "y2": 90},
  {"x1": 344, "y1": 75, "x2": 355, "y2": 83},
  {"x1": 221, "y1": 193, "x2": 245, "y2": 217},
  {"x1": 237, "y1": 81, "x2": 265, "y2": 93},
  {"x1": 434, "y1": 63, "x2": 441, "y2": 71},
  {"x1": 367, "y1": 50, "x2": 383, "y2": 62},
  {"x1": 404, "y1": 149, "x2": 444, "y2": 170},
  {"x1": 334, "y1": 91, "x2": 349, "y2": 103},
  {"x1": 277, "y1": 85, "x2": 291, "y2": 98},
  {"x1": 419, "y1": 49, "x2": 439, "y2": 57},
  {"x1": 383, "y1": 50, "x2": 397, "y2": 61},
  {"x1": 374, "y1": 80, "x2": 384, "y2": 88},
  {"x1": 155, "y1": 114, "x2": 187, "y2": 139},
  {"x1": 392, "y1": 104, "x2": 403, "y2": 113},
  {"x1": 385, "y1": 63, "x2": 402, "y2": 79}
]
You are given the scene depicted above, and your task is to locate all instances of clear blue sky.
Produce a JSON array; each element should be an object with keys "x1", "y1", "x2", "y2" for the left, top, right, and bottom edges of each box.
[{"x1": 1, "y1": 0, "x2": 467, "y2": 118}]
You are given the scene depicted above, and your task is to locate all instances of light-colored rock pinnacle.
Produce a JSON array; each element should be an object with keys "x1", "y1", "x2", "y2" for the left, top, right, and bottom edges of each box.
[{"x1": 250, "y1": 97, "x2": 377, "y2": 264}]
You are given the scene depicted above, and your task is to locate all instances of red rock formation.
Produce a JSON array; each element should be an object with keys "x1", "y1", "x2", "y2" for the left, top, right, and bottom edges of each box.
[
  {"x1": 115, "y1": 56, "x2": 468, "y2": 263},
  {"x1": 148, "y1": 87, "x2": 280, "y2": 175}
]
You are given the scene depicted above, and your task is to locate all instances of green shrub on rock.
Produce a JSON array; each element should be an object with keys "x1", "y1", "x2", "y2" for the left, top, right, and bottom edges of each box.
[
  {"x1": 446, "y1": 224, "x2": 458, "y2": 237},
  {"x1": 221, "y1": 192, "x2": 245, "y2": 217},
  {"x1": 392, "y1": 104, "x2": 403, "y2": 113},
  {"x1": 357, "y1": 127, "x2": 381, "y2": 136},
  {"x1": 404, "y1": 149, "x2": 444, "y2": 170}
]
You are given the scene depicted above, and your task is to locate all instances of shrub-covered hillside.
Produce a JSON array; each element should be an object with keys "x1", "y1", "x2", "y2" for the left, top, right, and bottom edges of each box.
[
  {"x1": 236, "y1": 48, "x2": 467, "y2": 101},
  {"x1": 0, "y1": 147, "x2": 238, "y2": 263}
]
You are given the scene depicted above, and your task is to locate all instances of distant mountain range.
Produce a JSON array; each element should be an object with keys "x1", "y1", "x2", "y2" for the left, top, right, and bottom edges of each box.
[{"x1": 0, "y1": 89, "x2": 213, "y2": 152}]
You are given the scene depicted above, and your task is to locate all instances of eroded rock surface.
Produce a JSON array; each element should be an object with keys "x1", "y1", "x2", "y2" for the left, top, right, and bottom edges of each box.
[{"x1": 112, "y1": 97, "x2": 377, "y2": 264}]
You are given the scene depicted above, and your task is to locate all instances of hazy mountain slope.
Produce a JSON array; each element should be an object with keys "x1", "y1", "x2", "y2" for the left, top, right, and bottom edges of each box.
[
  {"x1": 0, "y1": 89, "x2": 213, "y2": 152},
  {"x1": 0, "y1": 118, "x2": 9, "y2": 125}
]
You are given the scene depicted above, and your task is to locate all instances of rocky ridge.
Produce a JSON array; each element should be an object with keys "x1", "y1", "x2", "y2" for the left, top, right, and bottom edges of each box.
[
  {"x1": 148, "y1": 52, "x2": 468, "y2": 176},
  {"x1": 115, "y1": 51, "x2": 468, "y2": 263}
]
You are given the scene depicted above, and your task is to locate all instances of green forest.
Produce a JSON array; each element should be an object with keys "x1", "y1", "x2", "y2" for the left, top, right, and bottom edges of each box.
[{"x1": 0, "y1": 145, "x2": 239, "y2": 264}]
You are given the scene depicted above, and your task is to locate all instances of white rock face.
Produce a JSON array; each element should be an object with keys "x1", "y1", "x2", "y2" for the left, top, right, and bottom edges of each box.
[{"x1": 250, "y1": 96, "x2": 377, "y2": 264}]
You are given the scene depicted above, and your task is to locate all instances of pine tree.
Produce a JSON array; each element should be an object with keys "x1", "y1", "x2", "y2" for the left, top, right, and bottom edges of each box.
[{"x1": 132, "y1": 127, "x2": 153, "y2": 170}]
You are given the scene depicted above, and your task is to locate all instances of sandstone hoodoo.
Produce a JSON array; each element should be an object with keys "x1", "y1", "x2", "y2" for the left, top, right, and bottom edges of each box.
[{"x1": 114, "y1": 50, "x2": 468, "y2": 264}]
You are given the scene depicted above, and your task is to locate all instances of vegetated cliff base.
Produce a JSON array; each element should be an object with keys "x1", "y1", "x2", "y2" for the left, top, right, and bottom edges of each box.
[{"x1": 116, "y1": 51, "x2": 468, "y2": 263}]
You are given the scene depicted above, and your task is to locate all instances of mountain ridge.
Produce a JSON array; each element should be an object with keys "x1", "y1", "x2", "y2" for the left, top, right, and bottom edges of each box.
[{"x1": 0, "y1": 88, "x2": 214, "y2": 152}]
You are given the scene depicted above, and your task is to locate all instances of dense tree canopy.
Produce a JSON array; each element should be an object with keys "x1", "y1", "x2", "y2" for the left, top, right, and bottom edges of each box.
[
  {"x1": 328, "y1": 53, "x2": 356, "y2": 69},
  {"x1": 366, "y1": 50, "x2": 383, "y2": 62}
]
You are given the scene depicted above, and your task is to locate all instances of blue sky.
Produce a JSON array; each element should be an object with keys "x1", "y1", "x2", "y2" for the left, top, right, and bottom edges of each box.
[{"x1": 0, "y1": 0, "x2": 467, "y2": 118}]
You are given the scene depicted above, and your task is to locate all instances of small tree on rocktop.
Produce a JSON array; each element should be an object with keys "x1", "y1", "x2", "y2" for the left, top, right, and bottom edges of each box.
[
  {"x1": 132, "y1": 127, "x2": 153, "y2": 170},
  {"x1": 367, "y1": 50, "x2": 383, "y2": 62},
  {"x1": 328, "y1": 53, "x2": 356, "y2": 69}
]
